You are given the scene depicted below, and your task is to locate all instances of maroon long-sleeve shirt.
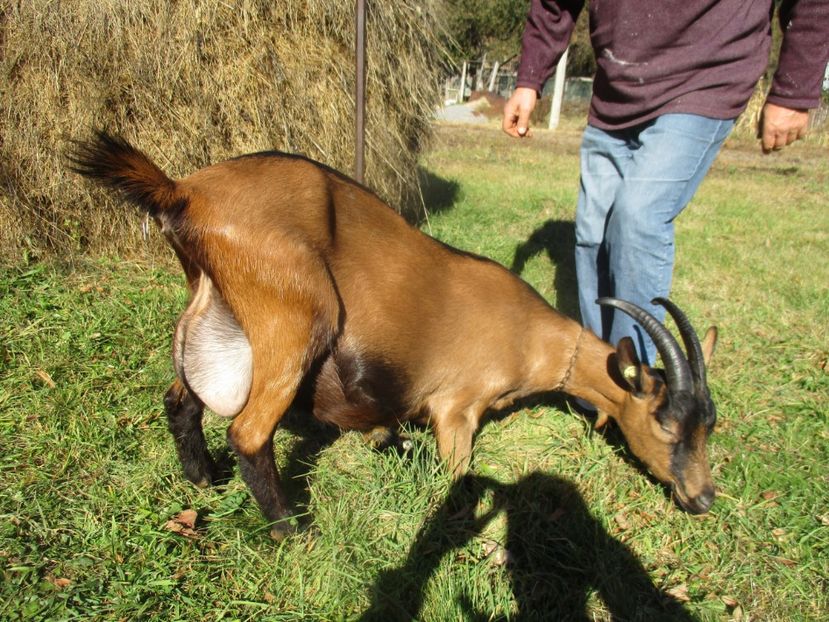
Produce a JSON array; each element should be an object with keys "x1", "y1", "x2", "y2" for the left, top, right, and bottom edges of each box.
[{"x1": 516, "y1": 0, "x2": 829, "y2": 130}]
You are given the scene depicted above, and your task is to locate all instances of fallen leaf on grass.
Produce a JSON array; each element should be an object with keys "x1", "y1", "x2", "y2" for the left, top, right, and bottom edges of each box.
[
  {"x1": 693, "y1": 565, "x2": 713, "y2": 581},
  {"x1": 760, "y1": 490, "x2": 780, "y2": 501},
  {"x1": 46, "y1": 574, "x2": 72, "y2": 588},
  {"x1": 665, "y1": 584, "x2": 691, "y2": 603},
  {"x1": 613, "y1": 512, "x2": 630, "y2": 532},
  {"x1": 665, "y1": 583, "x2": 690, "y2": 603},
  {"x1": 164, "y1": 509, "x2": 200, "y2": 538},
  {"x1": 34, "y1": 369, "x2": 56, "y2": 388},
  {"x1": 638, "y1": 510, "x2": 656, "y2": 525},
  {"x1": 172, "y1": 509, "x2": 198, "y2": 527}
]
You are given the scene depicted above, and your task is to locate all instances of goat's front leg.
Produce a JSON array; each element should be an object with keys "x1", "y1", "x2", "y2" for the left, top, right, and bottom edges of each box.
[
  {"x1": 434, "y1": 405, "x2": 482, "y2": 477},
  {"x1": 164, "y1": 378, "x2": 216, "y2": 488}
]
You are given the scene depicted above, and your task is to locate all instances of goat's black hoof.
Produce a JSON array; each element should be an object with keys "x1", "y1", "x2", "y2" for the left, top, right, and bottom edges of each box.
[
  {"x1": 183, "y1": 462, "x2": 217, "y2": 488},
  {"x1": 365, "y1": 426, "x2": 395, "y2": 450},
  {"x1": 364, "y1": 427, "x2": 413, "y2": 456},
  {"x1": 181, "y1": 453, "x2": 221, "y2": 489},
  {"x1": 269, "y1": 515, "x2": 300, "y2": 541}
]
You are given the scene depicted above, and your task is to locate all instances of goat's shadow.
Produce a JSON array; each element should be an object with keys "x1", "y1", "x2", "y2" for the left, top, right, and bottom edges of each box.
[
  {"x1": 359, "y1": 472, "x2": 694, "y2": 622},
  {"x1": 511, "y1": 219, "x2": 579, "y2": 321}
]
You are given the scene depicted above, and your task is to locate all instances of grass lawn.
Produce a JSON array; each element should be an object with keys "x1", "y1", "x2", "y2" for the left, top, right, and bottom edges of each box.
[{"x1": 1, "y1": 122, "x2": 827, "y2": 621}]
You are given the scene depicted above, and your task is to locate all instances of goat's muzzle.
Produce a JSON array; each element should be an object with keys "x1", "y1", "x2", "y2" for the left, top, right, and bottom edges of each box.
[{"x1": 673, "y1": 483, "x2": 715, "y2": 515}]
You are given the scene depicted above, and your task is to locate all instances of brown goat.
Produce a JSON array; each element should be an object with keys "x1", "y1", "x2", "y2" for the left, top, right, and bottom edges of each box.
[{"x1": 69, "y1": 132, "x2": 719, "y2": 539}]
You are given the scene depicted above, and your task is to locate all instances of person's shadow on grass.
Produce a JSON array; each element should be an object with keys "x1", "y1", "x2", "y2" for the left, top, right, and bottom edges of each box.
[
  {"x1": 359, "y1": 473, "x2": 694, "y2": 621},
  {"x1": 511, "y1": 219, "x2": 580, "y2": 321},
  {"x1": 406, "y1": 167, "x2": 460, "y2": 227}
]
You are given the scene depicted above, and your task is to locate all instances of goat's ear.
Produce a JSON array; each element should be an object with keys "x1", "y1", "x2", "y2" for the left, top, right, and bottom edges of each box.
[
  {"x1": 701, "y1": 326, "x2": 718, "y2": 367},
  {"x1": 615, "y1": 336, "x2": 643, "y2": 393}
]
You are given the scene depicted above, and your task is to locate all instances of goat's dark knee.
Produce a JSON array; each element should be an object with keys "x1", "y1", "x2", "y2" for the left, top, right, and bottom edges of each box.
[{"x1": 164, "y1": 380, "x2": 216, "y2": 487}]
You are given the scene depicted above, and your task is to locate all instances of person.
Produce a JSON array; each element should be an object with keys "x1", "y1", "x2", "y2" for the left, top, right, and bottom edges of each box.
[{"x1": 502, "y1": 0, "x2": 829, "y2": 368}]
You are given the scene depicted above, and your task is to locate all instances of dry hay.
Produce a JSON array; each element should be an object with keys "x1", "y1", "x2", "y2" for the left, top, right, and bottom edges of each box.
[
  {"x1": 734, "y1": 82, "x2": 768, "y2": 138},
  {"x1": 0, "y1": 0, "x2": 448, "y2": 260}
]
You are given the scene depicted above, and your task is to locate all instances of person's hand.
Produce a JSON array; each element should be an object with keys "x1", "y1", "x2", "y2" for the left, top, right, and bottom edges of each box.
[
  {"x1": 502, "y1": 87, "x2": 538, "y2": 138},
  {"x1": 759, "y1": 102, "x2": 809, "y2": 154}
]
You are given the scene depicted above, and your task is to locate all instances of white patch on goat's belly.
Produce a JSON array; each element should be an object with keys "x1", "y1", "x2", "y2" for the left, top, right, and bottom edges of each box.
[{"x1": 173, "y1": 276, "x2": 252, "y2": 417}]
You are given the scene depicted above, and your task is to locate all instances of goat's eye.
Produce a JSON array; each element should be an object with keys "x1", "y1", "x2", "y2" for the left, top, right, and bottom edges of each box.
[{"x1": 658, "y1": 422, "x2": 680, "y2": 442}]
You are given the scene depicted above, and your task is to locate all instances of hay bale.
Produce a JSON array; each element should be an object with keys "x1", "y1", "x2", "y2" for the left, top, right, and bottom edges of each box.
[
  {"x1": 734, "y1": 81, "x2": 767, "y2": 137},
  {"x1": 0, "y1": 0, "x2": 448, "y2": 259}
]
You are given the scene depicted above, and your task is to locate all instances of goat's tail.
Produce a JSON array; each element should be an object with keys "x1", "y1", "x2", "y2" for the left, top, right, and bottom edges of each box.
[{"x1": 67, "y1": 131, "x2": 182, "y2": 219}]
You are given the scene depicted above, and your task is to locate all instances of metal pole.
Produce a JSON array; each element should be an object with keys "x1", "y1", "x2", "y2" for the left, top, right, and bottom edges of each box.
[{"x1": 355, "y1": 0, "x2": 366, "y2": 183}]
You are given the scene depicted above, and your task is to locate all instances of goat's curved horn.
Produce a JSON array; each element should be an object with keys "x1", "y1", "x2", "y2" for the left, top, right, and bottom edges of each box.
[
  {"x1": 652, "y1": 297, "x2": 707, "y2": 386},
  {"x1": 597, "y1": 297, "x2": 693, "y2": 395}
]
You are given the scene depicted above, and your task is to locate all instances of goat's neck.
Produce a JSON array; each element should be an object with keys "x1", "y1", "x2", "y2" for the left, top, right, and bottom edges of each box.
[
  {"x1": 563, "y1": 331, "x2": 628, "y2": 416},
  {"x1": 529, "y1": 315, "x2": 627, "y2": 418}
]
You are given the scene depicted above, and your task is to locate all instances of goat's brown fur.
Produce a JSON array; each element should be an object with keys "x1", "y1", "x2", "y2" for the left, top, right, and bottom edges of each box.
[{"x1": 69, "y1": 133, "x2": 719, "y2": 536}]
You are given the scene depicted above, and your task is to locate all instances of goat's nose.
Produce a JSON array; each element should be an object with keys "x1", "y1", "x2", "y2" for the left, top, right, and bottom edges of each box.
[{"x1": 694, "y1": 488, "x2": 715, "y2": 513}]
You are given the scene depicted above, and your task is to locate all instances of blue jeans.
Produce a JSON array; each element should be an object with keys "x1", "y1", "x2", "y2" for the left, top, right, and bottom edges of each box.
[{"x1": 575, "y1": 114, "x2": 734, "y2": 365}]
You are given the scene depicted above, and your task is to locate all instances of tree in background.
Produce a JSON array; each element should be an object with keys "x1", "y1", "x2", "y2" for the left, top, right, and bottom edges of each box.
[
  {"x1": 444, "y1": 0, "x2": 527, "y2": 64},
  {"x1": 443, "y1": 0, "x2": 595, "y2": 78}
]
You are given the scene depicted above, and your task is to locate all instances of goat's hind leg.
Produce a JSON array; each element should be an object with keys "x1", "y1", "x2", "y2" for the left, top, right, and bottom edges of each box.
[
  {"x1": 227, "y1": 301, "x2": 334, "y2": 540},
  {"x1": 164, "y1": 378, "x2": 217, "y2": 488},
  {"x1": 228, "y1": 370, "x2": 305, "y2": 539}
]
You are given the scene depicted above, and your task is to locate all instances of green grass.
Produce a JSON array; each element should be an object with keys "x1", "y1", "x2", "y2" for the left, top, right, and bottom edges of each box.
[{"x1": 2, "y1": 123, "x2": 827, "y2": 620}]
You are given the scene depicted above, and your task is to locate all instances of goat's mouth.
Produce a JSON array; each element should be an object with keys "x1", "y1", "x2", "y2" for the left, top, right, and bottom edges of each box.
[{"x1": 671, "y1": 483, "x2": 715, "y2": 515}]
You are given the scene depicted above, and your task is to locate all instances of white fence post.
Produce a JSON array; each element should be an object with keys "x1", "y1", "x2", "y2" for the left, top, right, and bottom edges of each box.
[
  {"x1": 548, "y1": 47, "x2": 569, "y2": 130},
  {"x1": 487, "y1": 61, "x2": 500, "y2": 92},
  {"x1": 459, "y1": 61, "x2": 468, "y2": 103}
]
